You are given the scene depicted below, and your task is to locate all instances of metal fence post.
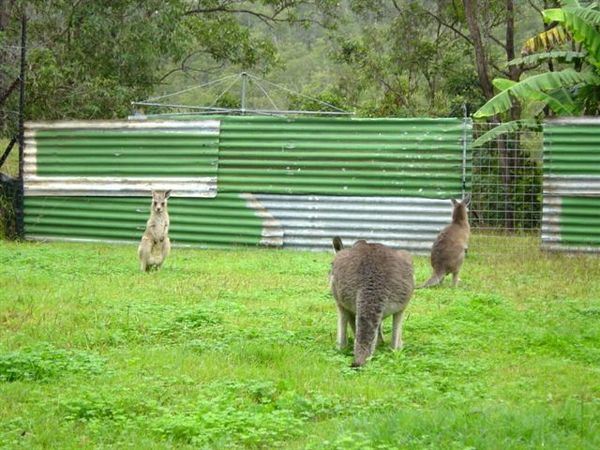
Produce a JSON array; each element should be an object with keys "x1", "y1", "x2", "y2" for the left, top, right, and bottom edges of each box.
[
  {"x1": 16, "y1": 13, "x2": 26, "y2": 239},
  {"x1": 462, "y1": 103, "x2": 469, "y2": 198},
  {"x1": 240, "y1": 72, "x2": 248, "y2": 115}
]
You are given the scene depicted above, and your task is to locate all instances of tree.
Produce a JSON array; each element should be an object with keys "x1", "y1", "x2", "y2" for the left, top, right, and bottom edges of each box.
[
  {"x1": 470, "y1": 0, "x2": 600, "y2": 231},
  {"x1": 0, "y1": 0, "x2": 19, "y2": 134},
  {"x1": 329, "y1": 1, "x2": 552, "y2": 117},
  {"x1": 473, "y1": 0, "x2": 600, "y2": 144},
  {"x1": 0, "y1": 0, "x2": 339, "y2": 135}
]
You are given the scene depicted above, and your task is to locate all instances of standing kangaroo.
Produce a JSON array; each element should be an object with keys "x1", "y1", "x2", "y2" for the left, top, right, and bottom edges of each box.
[
  {"x1": 420, "y1": 195, "x2": 471, "y2": 288},
  {"x1": 138, "y1": 190, "x2": 171, "y2": 272},
  {"x1": 330, "y1": 237, "x2": 414, "y2": 367}
]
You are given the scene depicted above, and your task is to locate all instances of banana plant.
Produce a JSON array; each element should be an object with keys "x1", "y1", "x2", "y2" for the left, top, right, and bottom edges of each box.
[{"x1": 472, "y1": 0, "x2": 600, "y2": 146}]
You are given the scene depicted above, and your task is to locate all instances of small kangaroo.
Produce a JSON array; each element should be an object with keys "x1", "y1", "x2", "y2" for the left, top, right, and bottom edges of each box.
[
  {"x1": 330, "y1": 237, "x2": 414, "y2": 367},
  {"x1": 419, "y1": 195, "x2": 471, "y2": 288},
  {"x1": 138, "y1": 190, "x2": 171, "y2": 272}
]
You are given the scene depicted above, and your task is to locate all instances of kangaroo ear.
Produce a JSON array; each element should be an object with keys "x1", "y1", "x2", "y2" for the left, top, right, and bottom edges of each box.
[
  {"x1": 332, "y1": 236, "x2": 344, "y2": 253},
  {"x1": 451, "y1": 198, "x2": 458, "y2": 206},
  {"x1": 164, "y1": 189, "x2": 172, "y2": 199}
]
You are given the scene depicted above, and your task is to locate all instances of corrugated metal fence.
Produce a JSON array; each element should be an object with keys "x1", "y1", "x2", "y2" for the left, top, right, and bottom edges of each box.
[
  {"x1": 23, "y1": 116, "x2": 470, "y2": 252},
  {"x1": 542, "y1": 117, "x2": 600, "y2": 252}
]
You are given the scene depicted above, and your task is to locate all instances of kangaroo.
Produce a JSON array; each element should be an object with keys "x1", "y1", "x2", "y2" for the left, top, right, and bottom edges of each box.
[
  {"x1": 330, "y1": 237, "x2": 414, "y2": 368},
  {"x1": 138, "y1": 190, "x2": 171, "y2": 272},
  {"x1": 419, "y1": 195, "x2": 471, "y2": 288}
]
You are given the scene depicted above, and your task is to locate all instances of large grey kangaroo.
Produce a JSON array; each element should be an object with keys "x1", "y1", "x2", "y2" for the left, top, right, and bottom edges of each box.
[
  {"x1": 330, "y1": 237, "x2": 414, "y2": 367},
  {"x1": 419, "y1": 195, "x2": 471, "y2": 288},
  {"x1": 138, "y1": 190, "x2": 171, "y2": 272}
]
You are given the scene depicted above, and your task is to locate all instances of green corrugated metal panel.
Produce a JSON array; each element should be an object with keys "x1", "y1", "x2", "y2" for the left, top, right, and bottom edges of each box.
[
  {"x1": 24, "y1": 120, "x2": 219, "y2": 197},
  {"x1": 560, "y1": 197, "x2": 600, "y2": 246},
  {"x1": 216, "y1": 116, "x2": 469, "y2": 198},
  {"x1": 29, "y1": 121, "x2": 219, "y2": 177},
  {"x1": 544, "y1": 119, "x2": 600, "y2": 177},
  {"x1": 542, "y1": 118, "x2": 600, "y2": 252},
  {"x1": 24, "y1": 195, "x2": 264, "y2": 247},
  {"x1": 23, "y1": 116, "x2": 470, "y2": 249}
]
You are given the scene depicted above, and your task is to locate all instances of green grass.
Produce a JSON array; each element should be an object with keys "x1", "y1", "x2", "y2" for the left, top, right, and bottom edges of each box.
[{"x1": 1, "y1": 240, "x2": 600, "y2": 449}]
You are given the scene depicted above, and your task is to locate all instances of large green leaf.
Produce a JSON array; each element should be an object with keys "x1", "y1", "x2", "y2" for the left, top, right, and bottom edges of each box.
[
  {"x1": 566, "y1": 5, "x2": 600, "y2": 26},
  {"x1": 526, "y1": 89, "x2": 578, "y2": 115},
  {"x1": 508, "y1": 50, "x2": 586, "y2": 67},
  {"x1": 492, "y1": 78, "x2": 516, "y2": 90},
  {"x1": 473, "y1": 69, "x2": 598, "y2": 118},
  {"x1": 545, "y1": 7, "x2": 600, "y2": 63},
  {"x1": 472, "y1": 120, "x2": 541, "y2": 148}
]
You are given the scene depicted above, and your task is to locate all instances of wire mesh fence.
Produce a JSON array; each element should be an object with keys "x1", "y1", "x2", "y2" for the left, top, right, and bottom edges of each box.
[{"x1": 469, "y1": 122, "x2": 544, "y2": 256}]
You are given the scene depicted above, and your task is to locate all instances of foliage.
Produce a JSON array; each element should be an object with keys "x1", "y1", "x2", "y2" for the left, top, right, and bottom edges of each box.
[
  {"x1": 473, "y1": 69, "x2": 591, "y2": 119},
  {"x1": 0, "y1": 177, "x2": 17, "y2": 240},
  {"x1": 331, "y1": 1, "x2": 489, "y2": 117},
  {"x1": 0, "y1": 345, "x2": 105, "y2": 382},
  {"x1": 471, "y1": 129, "x2": 544, "y2": 231},
  {"x1": 471, "y1": 119, "x2": 541, "y2": 148},
  {"x1": 507, "y1": 50, "x2": 587, "y2": 67},
  {"x1": 287, "y1": 87, "x2": 349, "y2": 113},
  {"x1": 0, "y1": 0, "x2": 337, "y2": 136},
  {"x1": 474, "y1": 0, "x2": 600, "y2": 129},
  {"x1": 1, "y1": 241, "x2": 600, "y2": 448},
  {"x1": 1, "y1": 0, "x2": 582, "y2": 124}
]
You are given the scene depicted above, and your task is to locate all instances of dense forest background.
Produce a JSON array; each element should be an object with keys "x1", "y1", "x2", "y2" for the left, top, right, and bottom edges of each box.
[{"x1": 1, "y1": 0, "x2": 570, "y2": 134}]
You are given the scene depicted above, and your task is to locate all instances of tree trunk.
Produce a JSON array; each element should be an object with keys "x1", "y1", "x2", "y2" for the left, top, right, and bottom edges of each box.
[
  {"x1": 463, "y1": 0, "x2": 494, "y2": 99},
  {"x1": 505, "y1": 0, "x2": 521, "y2": 82}
]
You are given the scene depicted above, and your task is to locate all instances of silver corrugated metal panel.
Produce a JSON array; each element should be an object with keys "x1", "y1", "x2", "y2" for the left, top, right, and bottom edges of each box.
[
  {"x1": 544, "y1": 175, "x2": 600, "y2": 196},
  {"x1": 253, "y1": 194, "x2": 452, "y2": 253},
  {"x1": 542, "y1": 117, "x2": 600, "y2": 252}
]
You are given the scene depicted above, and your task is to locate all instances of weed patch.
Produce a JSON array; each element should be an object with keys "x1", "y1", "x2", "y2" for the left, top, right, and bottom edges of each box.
[
  {"x1": 148, "y1": 380, "x2": 352, "y2": 448},
  {"x1": 0, "y1": 345, "x2": 105, "y2": 382}
]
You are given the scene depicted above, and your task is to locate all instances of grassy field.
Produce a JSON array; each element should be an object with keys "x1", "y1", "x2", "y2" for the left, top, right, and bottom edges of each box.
[{"x1": 1, "y1": 239, "x2": 599, "y2": 449}]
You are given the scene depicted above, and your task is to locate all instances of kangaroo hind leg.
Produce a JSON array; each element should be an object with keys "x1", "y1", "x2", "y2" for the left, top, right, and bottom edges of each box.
[
  {"x1": 138, "y1": 238, "x2": 152, "y2": 272},
  {"x1": 390, "y1": 310, "x2": 405, "y2": 351}
]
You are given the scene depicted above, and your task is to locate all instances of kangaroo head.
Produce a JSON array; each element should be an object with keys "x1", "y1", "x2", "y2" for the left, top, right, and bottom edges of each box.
[
  {"x1": 450, "y1": 194, "x2": 470, "y2": 224},
  {"x1": 151, "y1": 190, "x2": 171, "y2": 213}
]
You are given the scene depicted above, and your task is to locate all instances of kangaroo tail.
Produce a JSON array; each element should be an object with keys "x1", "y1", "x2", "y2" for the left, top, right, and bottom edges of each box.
[
  {"x1": 352, "y1": 289, "x2": 384, "y2": 368},
  {"x1": 332, "y1": 236, "x2": 344, "y2": 253},
  {"x1": 417, "y1": 272, "x2": 443, "y2": 289}
]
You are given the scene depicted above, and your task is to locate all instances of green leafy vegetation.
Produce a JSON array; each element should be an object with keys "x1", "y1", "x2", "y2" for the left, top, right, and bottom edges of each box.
[
  {"x1": 0, "y1": 139, "x2": 18, "y2": 177},
  {"x1": 2, "y1": 1, "x2": 578, "y2": 132},
  {"x1": 1, "y1": 240, "x2": 599, "y2": 448},
  {"x1": 474, "y1": 0, "x2": 600, "y2": 145}
]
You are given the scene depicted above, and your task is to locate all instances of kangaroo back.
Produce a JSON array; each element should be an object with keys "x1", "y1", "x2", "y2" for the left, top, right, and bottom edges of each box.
[
  {"x1": 419, "y1": 195, "x2": 471, "y2": 288},
  {"x1": 331, "y1": 239, "x2": 414, "y2": 367}
]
